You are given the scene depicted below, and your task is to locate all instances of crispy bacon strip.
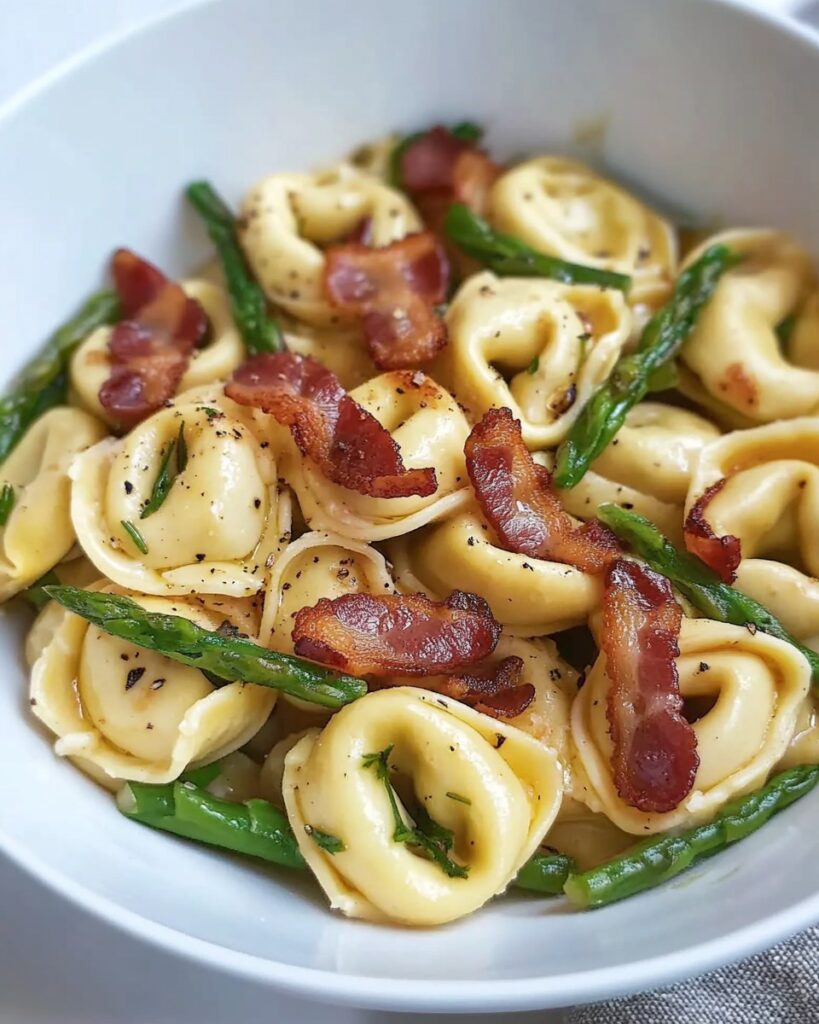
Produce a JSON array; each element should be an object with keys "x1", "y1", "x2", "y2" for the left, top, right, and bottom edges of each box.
[
  {"x1": 603, "y1": 559, "x2": 699, "y2": 814},
  {"x1": 226, "y1": 352, "x2": 436, "y2": 498},
  {"x1": 441, "y1": 655, "x2": 534, "y2": 719},
  {"x1": 399, "y1": 126, "x2": 499, "y2": 218},
  {"x1": 324, "y1": 232, "x2": 449, "y2": 370},
  {"x1": 292, "y1": 590, "x2": 501, "y2": 677},
  {"x1": 465, "y1": 407, "x2": 619, "y2": 573},
  {"x1": 99, "y1": 249, "x2": 208, "y2": 428},
  {"x1": 684, "y1": 479, "x2": 742, "y2": 583}
]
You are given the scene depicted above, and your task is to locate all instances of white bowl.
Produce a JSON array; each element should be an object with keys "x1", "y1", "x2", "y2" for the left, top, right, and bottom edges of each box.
[{"x1": 2, "y1": 0, "x2": 819, "y2": 1013}]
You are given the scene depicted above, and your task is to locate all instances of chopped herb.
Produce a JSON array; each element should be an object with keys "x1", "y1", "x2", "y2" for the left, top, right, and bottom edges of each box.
[
  {"x1": 446, "y1": 791, "x2": 472, "y2": 806},
  {"x1": 198, "y1": 406, "x2": 221, "y2": 420},
  {"x1": 776, "y1": 313, "x2": 797, "y2": 344},
  {"x1": 362, "y1": 746, "x2": 468, "y2": 878},
  {"x1": 305, "y1": 825, "x2": 346, "y2": 854},
  {"x1": 141, "y1": 424, "x2": 187, "y2": 519},
  {"x1": 526, "y1": 356, "x2": 540, "y2": 376},
  {"x1": 121, "y1": 519, "x2": 148, "y2": 554},
  {"x1": 0, "y1": 482, "x2": 15, "y2": 525}
]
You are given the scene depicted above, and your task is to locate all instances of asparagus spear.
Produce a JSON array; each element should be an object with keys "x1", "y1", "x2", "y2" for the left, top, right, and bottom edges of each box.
[
  {"x1": 43, "y1": 586, "x2": 366, "y2": 709},
  {"x1": 119, "y1": 771, "x2": 570, "y2": 894},
  {"x1": 564, "y1": 764, "x2": 819, "y2": 909},
  {"x1": 597, "y1": 503, "x2": 819, "y2": 684},
  {"x1": 185, "y1": 181, "x2": 284, "y2": 355},
  {"x1": 118, "y1": 779, "x2": 305, "y2": 870},
  {"x1": 513, "y1": 851, "x2": 574, "y2": 895},
  {"x1": 444, "y1": 203, "x2": 632, "y2": 292},
  {"x1": 0, "y1": 290, "x2": 121, "y2": 464},
  {"x1": 554, "y1": 244, "x2": 740, "y2": 488}
]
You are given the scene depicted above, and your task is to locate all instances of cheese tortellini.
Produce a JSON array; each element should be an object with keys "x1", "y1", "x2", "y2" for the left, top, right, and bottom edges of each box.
[
  {"x1": 686, "y1": 417, "x2": 819, "y2": 638},
  {"x1": 572, "y1": 618, "x2": 810, "y2": 834},
  {"x1": 389, "y1": 508, "x2": 602, "y2": 635},
  {"x1": 487, "y1": 156, "x2": 677, "y2": 310},
  {"x1": 30, "y1": 589, "x2": 275, "y2": 787},
  {"x1": 558, "y1": 402, "x2": 720, "y2": 543},
  {"x1": 679, "y1": 230, "x2": 819, "y2": 424},
  {"x1": 0, "y1": 407, "x2": 106, "y2": 600},
  {"x1": 71, "y1": 398, "x2": 291, "y2": 596},
  {"x1": 239, "y1": 164, "x2": 421, "y2": 326},
  {"x1": 279, "y1": 371, "x2": 471, "y2": 540},
  {"x1": 283, "y1": 687, "x2": 563, "y2": 925},
  {"x1": 70, "y1": 279, "x2": 245, "y2": 429},
  {"x1": 437, "y1": 272, "x2": 632, "y2": 449}
]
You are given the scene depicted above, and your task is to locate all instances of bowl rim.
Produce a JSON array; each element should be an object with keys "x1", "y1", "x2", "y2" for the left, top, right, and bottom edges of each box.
[{"x1": 3, "y1": 0, "x2": 819, "y2": 1011}]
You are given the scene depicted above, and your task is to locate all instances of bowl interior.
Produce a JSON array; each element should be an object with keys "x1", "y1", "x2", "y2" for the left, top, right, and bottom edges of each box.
[{"x1": 1, "y1": 0, "x2": 819, "y2": 1012}]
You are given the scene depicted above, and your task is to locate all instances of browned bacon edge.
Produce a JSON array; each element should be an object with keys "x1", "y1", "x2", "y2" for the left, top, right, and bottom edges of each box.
[{"x1": 684, "y1": 479, "x2": 741, "y2": 583}]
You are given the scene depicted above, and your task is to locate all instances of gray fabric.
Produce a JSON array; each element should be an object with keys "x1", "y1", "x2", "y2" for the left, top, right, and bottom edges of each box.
[{"x1": 568, "y1": 927, "x2": 819, "y2": 1024}]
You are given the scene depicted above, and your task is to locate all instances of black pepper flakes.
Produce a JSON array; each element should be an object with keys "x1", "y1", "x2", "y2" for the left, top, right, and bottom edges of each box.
[{"x1": 125, "y1": 667, "x2": 146, "y2": 691}]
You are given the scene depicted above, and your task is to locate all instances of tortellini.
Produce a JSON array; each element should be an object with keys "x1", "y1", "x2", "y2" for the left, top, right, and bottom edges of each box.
[
  {"x1": 542, "y1": 798, "x2": 633, "y2": 872},
  {"x1": 279, "y1": 371, "x2": 471, "y2": 541},
  {"x1": 239, "y1": 164, "x2": 421, "y2": 326},
  {"x1": 30, "y1": 589, "x2": 276, "y2": 786},
  {"x1": 70, "y1": 279, "x2": 245, "y2": 429},
  {"x1": 487, "y1": 156, "x2": 677, "y2": 310},
  {"x1": 259, "y1": 530, "x2": 395, "y2": 650},
  {"x1": 71, "y1": 398, "x2": 291, "y2": 596},
  {"x1": 572, "y1": 618, "x2": 810, "y2": 835},
  {"x1": 388, "y1": 508, "x2": 602, "y2": 635},
  {"x1": 679, "y1": 230, "x2": 819, "y2": 424},
  {"x1": 282, "y1": 687, "x2": 563, "y2": 926},
  {"x1": 284, "y1": 323, "x2": 377, "y2": 391},
  {"x1": 558, "y1": 402, "x2": 720, "y2": 543},
  {"x1": 436, "y1": 272, "x2": 632, "y2": 449},
  {"x1": 686, "y1": 417, "x2": 819, "y2": 638},
  {"x1": 0, "y1": 407, "x2": 106, "y2": 600}
]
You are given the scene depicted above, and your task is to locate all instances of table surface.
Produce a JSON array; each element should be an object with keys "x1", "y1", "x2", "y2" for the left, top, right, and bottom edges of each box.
[{"x1": 0, "y1": 1, "x2": 809, "y2": 1022}]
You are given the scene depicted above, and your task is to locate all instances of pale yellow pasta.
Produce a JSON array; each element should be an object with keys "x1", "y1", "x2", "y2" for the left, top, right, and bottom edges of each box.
[
  {"x1": 685, "y1": 417, "x2": 819, "y2": 655},
  {"x1": 435, "y1": 271, "x2": 632, "y2": 449},
  {"x1": 280, "y1": 371, "x2": 471, "y2": 541},
  {"x1": 239, "y1": 164, "x2": 421, "y2": 326},
  {"x1": 0, "y1": 407, "x2": 106, "y2": 601},
  {"x1": 282, "y1": 687, "x2": 563, "y2": 925},
  {"x1": 557, "y1": 402, "x2": 719, "y2": 543},
  {"x1": 572, "y1": 618, "x2": 809, "y2": 835},
  {"x1": 70, "y1": 279, "x2": 244, "y2": 428},
  {"x1": 30, "y1": 590, "x2": 275, "y2": 786},
  {"x1": 543, "y1": 797, "x2": 634, "y2": 872},
  {"x1": 260, "y1": 530, "x2": 395, "y2": 649},
  {"x1": 388, "y1": 508, "x2": 602, "y2": 635},
  {"x1": 679, "y1": 230, "x2": 819, "y2": 423},
  {"x1": 71, "y1": 400, "x2": 291, "y2": 596},
  {"x1": 284, "y1": 324, "x2": 377, "y2": 391},
  {"x1": 487, "y1": 156, "x2": 677, "y2": 310}
]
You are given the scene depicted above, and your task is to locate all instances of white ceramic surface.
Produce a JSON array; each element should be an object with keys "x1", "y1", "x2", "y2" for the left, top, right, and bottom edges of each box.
[{"x1": 2, "y1": 0, "x2": 819, "y2": 1014}]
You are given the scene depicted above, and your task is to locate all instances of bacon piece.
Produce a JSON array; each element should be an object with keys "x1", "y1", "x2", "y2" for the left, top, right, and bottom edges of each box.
[
  {"x1": 226, "y1": 353, "x2": 436, "y2": 499},
  {"x1": 602, "y1": 559, "x2": 699, "y2": 814},
  {"x1": 465, "y1": 407, "x2": 620, "y2": 573},
  {"x1": 684, "y1": 479, "x2": 742, "y2": 584},
  {"x1": 441, "y1": 655, "x2": 534, "y2": 719},
  {"x1": 399, "y1": 126, "x2": 499, "y2": 215},
  {"x1": 324, "y1": 232, "x2": 449, "y2": 370},
  {"x1": 292, "y1": 590, "x2": 501, "y2": 677},
  {"x1": 99, "y1": 249, "x2": 208, "y2": 428}
]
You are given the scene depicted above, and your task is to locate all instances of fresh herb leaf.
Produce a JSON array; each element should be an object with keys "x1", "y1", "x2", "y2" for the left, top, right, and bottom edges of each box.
[
  {"x1": 0, "y1": 483, "x2": 15, "y2": 526},
  {"x1": 141, "y1": 424, "x2": 187, "y2": 520},
  {"x1": 198, "y1": 406, "x2": 221, "y2": 420},
  {"x1": 362, "y1": 746, "x2": 468, "y2": 878},
  {"x1": 121, "y1": 519, "x2": 148, "y2": 555},
  {"x1": 446, "y1": 791, "x2": 472, "y2": 806},
  {"x1": 526, "y1": 356, "x2": 540, "y2": 376},
  {"x1": 306, "y1": 825, "x2": 346, "y2": 854}
]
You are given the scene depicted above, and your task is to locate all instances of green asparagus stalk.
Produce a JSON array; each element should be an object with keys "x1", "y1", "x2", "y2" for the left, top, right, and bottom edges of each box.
[
  {"x1": 554, "y1": 244, "x2": 740, "y2": 489},
  {"x1": 597, "y1": 503, "x2": 819, "y2": 684},
  {"x1": 118, "y1": 780, "x2": 305, "y2": 870},
  {"x1": 185, "y1": 181, "x2": 284, "y2": 355},
  {"x1": 513, "y1": 851, "x2": 574, "y2": 895},
  {"x1": 564, "y1": 764, "x2": 819, "y2": 909},
  {"x1": 19, "y1": 569, "x2": 61, "y2": 611},
  {"x1": 43, "y1": 586, "x2": 366, "y2": 709},
  {"x1": 0, "y1": 290, "x2": 121, "y2": 464},
  {"x1": 444, "y1": 203, "x2": 632, "y2": 292}
]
